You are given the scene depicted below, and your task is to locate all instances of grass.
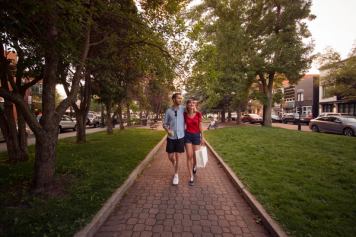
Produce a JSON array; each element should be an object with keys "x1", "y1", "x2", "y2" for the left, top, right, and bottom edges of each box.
[
  {"x1": 0, "y1": 129, "x2": 165, "y2": 237},
  {"x1": 205, "y1": 126, "x2": 356, "y2": 237}
]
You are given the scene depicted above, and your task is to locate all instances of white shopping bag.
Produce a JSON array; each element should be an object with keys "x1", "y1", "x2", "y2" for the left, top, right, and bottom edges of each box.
[{"x1": 195, "y1": 146, "x2": 208, "y2": 168}]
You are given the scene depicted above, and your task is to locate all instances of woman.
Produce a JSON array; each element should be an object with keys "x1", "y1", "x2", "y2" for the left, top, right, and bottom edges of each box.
[{"x1": 184, "y1": 99, "x2": 204, "y2": 186}]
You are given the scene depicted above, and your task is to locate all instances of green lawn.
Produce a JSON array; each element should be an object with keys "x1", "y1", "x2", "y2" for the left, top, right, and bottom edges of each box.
[
  {"x1": 0, "y1": 129, "x2": 164, "y2": 237},
  {"x1": 205, "y1": 126, "x2": 356, "y2": 237}
]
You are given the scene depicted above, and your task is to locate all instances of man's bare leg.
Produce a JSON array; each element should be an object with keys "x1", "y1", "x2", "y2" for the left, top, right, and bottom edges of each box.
[
  {"x1": 168, "y1": 153, "x2": 179, "y2": 174},
  {"x1": 174, "y1": 153, "x2": 179, "y2": 174}
]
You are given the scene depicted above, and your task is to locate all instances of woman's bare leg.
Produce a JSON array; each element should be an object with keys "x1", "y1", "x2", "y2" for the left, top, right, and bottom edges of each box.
[
  {"x1": 192, "y1": 144, "x2": 200, "y2": 171},
  {"x1": 185, "y1": 143, "x2": 194, "y2": 180}
]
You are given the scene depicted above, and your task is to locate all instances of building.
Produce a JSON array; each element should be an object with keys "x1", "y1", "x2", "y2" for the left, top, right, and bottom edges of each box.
[
  {"x1": 281, "y1": 74, "x2": 320, "y2": 117},
  {"x1": 319, "y1": 58, "x2": 356, "y2": 116}
]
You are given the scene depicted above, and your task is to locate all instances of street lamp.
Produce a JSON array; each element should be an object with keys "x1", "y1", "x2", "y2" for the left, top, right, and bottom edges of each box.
[{"x1": 296, "y1": 89, "x2": 304, "y2": 131}]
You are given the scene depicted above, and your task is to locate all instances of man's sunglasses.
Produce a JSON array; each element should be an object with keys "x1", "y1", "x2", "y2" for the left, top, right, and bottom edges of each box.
[{"x1": 174, "y1": 111, "x2": 177, "y2": 117}]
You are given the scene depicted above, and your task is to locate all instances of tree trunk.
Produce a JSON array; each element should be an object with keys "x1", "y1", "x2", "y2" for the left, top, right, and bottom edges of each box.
[
  {"x1": 221, "y1": 108, "x2": 226, "y2": 123},
  {"x1": 126, "y1": 102, "x2": 131, "y2": 126},
  {"x1": 3, "y1": 99, "x2": 22, "y2": 163},
  {"x1": 264, "y1": 91, "x2": 273, "y2": 127},
  {"x1": 118, "y1": 103, "x2": 124, "y2": 130},
  {"x1": 100, "y1": 104, "x2": 105, "y2": 127},
  {"x1": 32, "y1": 132, "x2": 58, "y2": 194},
  {"x1": 236, "y1": 107, "x2": 241, "y2": 125},
  {"x1": 75, "y1": 112, "x2": 86, "y2": 143},
  {"x1": 17, "y1": 112, "x2": 29, "y2": 161},
  {"x1": 0, "y1": 47, "x2": 24, "y2": 162},
  {"x1": 262, "y1": 73, "x2": 274, "y2": 127},
  {"x1": 106, "y1": 102, "x2": 113, "y2": 134},
  {"x1": 227, "y1": 111, "x2": 232, "y2": 121},
  {"x1": 74, "y1": 71, "x2": 91, "y2": 143}
]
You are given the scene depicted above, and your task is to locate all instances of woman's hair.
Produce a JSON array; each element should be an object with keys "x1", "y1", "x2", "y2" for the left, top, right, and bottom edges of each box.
[
  {"x1": 186, "y1": 99, "x2": 193, "y2": 105},
  {"x1": 186, "y1": 99, "x2": 196, "y2": 113}
]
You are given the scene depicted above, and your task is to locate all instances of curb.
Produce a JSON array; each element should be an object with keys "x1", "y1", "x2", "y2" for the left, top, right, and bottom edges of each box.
[
  {"x1": 74, "y1": 135, "x2": 167, "y2": 237},
  {"x1": 204, "y1": 139, "x2": 288, "y2": 237}
]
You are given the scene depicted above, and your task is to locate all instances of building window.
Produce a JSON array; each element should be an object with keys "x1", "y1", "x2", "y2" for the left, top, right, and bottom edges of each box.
[
  {"x1": 350, "y1": 104, "x2": 355, "y2": 115},
  {"x1": 322, "y1": 104, "x2": 333, "y2": 112},
  {"x1": 302, "y1": 106, "x2": 312, "y2": 115},
  {"x1": 338, "y1": 103, "x2": 356, "y2": 115}
]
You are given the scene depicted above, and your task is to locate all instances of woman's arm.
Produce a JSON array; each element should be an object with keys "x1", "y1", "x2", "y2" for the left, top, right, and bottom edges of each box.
[{"x1": 199, "y1": 113, "x2": 204, "y2": 145}]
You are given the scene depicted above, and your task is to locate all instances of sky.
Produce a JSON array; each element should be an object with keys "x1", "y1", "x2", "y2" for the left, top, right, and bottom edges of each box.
[{"x1": 308, "y1": 0, "x2": 356, "y2": 72}]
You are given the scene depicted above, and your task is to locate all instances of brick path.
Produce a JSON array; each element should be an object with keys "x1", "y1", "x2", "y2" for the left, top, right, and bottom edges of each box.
[{"x1": 95, "y1": 142, "x2": 270, "y2": 237}]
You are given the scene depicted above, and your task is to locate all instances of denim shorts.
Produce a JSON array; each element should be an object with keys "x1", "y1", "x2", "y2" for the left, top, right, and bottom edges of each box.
[{"x1": 184, "y1": 132, "x2": 201, "y2": 145}]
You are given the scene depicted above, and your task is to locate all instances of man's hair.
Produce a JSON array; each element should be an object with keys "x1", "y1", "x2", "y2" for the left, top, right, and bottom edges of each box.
[{"x1": 171, "y1": 92, "x2": 181, "y2": 100}]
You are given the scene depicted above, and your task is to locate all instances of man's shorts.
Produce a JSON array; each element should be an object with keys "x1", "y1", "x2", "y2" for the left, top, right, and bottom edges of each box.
[
  {"x1": 184, "y1": 132, "x2": 201, "y2": 145},
  {"x1": 166, "y1": 138, "x2": 185, "y2": 153}
]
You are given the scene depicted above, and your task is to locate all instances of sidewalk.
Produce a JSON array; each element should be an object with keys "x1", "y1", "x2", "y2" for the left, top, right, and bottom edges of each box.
[{"x1": 95, "y1": 142, "x2": 270, "y2": 237}]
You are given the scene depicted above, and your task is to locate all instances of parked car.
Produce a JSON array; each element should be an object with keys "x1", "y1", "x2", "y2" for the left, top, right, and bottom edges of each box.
[
  {"x1": 282, "y1": 113, "x2": 312, "y2": 125},
  {"x1": 87, "y1": 112, "x2": 100, "y2": 127},
  {"x1": 59, "y1": 115, "x2": 77, "y2": 133},
  {"x1": 309, "y1": 116, "x2": 356, "y2": 136},
  {"x1": 241, "y1": 114, "x2": 263, "y2": 124},
  {"x1": 271, "y1": 114, "x2": 282, "y2": 123},
  {"x1": 318, "y1": 112, "x2": 349, "y2": 117},
  {"x1": 282, "y1": 113, "x2": 298, "y2": 124}
]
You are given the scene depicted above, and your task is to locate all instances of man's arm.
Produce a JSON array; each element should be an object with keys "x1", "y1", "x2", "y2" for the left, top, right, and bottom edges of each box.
[{"x1": 163, "y1": 109, "x2": 173, "y2": 136}]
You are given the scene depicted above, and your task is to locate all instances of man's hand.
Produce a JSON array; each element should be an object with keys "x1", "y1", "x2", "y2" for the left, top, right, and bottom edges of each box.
[{"x1": 168, "y1": 130, "x2": 174, "y2": 137}]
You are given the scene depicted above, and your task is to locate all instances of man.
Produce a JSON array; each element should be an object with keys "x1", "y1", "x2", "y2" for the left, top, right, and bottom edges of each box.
[{"x1": 163, "y1": 92, "x2": 185, "y2": 185}]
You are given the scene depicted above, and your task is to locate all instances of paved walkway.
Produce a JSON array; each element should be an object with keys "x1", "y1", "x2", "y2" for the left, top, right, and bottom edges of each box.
[{"x1": 95, "y1": 142, "x2": 270, "y2": 237}]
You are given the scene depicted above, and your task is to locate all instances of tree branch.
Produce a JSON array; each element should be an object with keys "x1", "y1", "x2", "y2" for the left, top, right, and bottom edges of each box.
[
  {"x1": 122, "y1": 40, "x2": 172, "y2": 58},
  {"x1": 56, "y1": 10, "x2": 92, "y2": 116},
  {"x1": 0, "y1": 88, "x2": 44, "y2": 138},
  {"x1": 21, "y1": 75, "x2": 43, "y2": 92},
  {"x1": 89, "y1": 34, "x2": 110, "y2": 47}
]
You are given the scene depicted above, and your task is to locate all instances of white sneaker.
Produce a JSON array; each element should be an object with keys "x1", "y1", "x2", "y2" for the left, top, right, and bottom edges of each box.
[{"x1": 172, "y1": 174, "x2": 179, "y2": 185}]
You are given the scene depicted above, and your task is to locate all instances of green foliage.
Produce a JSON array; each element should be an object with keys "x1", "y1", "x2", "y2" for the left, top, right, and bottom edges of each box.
[
  {"x1": 206, "y1": 126, "x2": 356, "y2": 237},
  {"x1": 187, "y1": 0, "x2": 314, "y2": 116},
  {"x1": 0, "y1": 129, "x2": 165, "y2": 236},
  {"x1": 89, "y1": 0, "x2": 182, "y2": 113},
  {"x1": 187, "y1": 0, "x2": 253, "y2": 112},
  {"x1": 273, "y1": 89, "x2": 284, "y2": 104},
  {"x1": 321, "y1": 53, "x2": 356, "y2": 99}
]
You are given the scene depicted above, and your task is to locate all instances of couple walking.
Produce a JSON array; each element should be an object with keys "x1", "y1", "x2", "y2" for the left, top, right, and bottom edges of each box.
[{"x1": 163, "y1": 92, "x2": 204, "y2": 186}]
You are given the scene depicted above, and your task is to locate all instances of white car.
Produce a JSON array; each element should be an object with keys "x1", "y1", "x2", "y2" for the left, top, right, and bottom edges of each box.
[
  {"x1": 86, "y1": 112, "x2": 100, "y2": 127},
  {"x1": 59, "y1": 115, "x2": 77, "y2": 133}
]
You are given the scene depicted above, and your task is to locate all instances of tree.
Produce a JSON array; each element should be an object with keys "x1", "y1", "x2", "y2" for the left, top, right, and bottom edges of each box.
[
  {"x1": 320, "y1": 50, "x2": 356, "y2": 101},
  {"x1": 187, "y1": 0, "x2": 255, "y2": 122},
  {"x1": 0, "y1": 0, "x2": 99, "y2": 194},
  {"x1": 245, "y1": 0, "x2": 314, "y2": 126},
  {"x1": 188, "y1": 0, "x2": 314, "y2": 126},
  {"x1": 0, "y1": 31, "x2": 44, "y2": 163}
]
